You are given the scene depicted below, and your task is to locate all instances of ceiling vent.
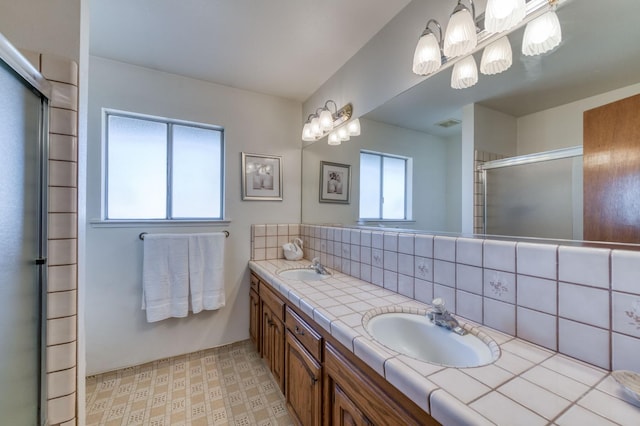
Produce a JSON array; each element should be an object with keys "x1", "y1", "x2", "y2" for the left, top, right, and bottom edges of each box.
[{"x1": 435, "y1": 118, "x2": 462, "y2": 128}]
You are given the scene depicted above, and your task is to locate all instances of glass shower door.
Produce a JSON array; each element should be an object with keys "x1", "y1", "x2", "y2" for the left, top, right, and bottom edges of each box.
[{"x1": 0, "y1": 60, "x2": 47, "y2": 424}]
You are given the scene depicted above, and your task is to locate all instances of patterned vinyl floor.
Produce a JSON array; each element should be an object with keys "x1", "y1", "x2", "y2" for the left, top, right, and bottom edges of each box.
[{"x1": 85, "y1": 340, "x2": 294, "y2": 426}]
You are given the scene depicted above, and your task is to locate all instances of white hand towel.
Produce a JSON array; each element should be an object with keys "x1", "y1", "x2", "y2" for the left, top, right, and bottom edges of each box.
[
  {"x1": 189, "y1": 233, "x2": 226, "y2": 313},
  {"x1": 142, "y1": 234, "x2": 190, "y2": 322}
]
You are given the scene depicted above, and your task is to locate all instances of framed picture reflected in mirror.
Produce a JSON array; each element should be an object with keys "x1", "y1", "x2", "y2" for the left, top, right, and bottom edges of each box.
[{"x1": 319, "y1": 161, "x2": 350, "y2": 204}]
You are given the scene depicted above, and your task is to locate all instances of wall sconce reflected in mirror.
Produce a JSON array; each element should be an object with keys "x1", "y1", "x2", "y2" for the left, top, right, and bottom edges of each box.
[
  {"x1": 522, "y1": 9, "x2": 562, "y2": 56},
  {"x1": 412, "y1": 19, "x2": 443, "y2": 75},
  {"x1": 302, "y1": 102, "x2": 361, "y2": 145},
  {"x1": 480, "y1": 36, "x2": 512, "y2": 75},
  {"x1": 412, "y1": 0, "x2": 565, "y2": 89},
  {"x1": 443, "y1": 0, "x2": 477, "y2": 58},
  {"x1": 484, "y1": 0, "x2": 526, "y2": 33},
  {"x1": 451, "y1": 55, "x2": 478, "y2": 89}
]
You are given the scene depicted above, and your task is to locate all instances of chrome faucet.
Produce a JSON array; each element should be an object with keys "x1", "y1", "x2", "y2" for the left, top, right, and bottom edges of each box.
[
  {"x1": 427, "y1": 298, "x2": 467, "y2": 336},
  {"x1": 310, "y1": 257, "x2": 329, "y2": 275}
]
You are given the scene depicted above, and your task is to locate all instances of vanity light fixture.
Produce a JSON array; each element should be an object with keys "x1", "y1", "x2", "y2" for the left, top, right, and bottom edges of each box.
[
  {"x1": 302, "y1": 102, "x2": 352, "y2": 141},
  {"x1": 328, "y1": 132, "x2": 341, "y2": 145},
  {"x1": 301, "y1": 102, "x2": 359, "y2": 144},
  {"x1": 346, "y1": 118, "x2": 361, "y2": 136},
  {"x1": 443, "y1": 0, "x2": 478, "y2": 58},
  {"x1": 480, "y1": 36, "x2": 512, "y2": 75},
  {"x1": 484, "y1": 0, "x2": 526, "y2": 33},
  {"x1": 412, "y1": 19, "x2": 444, "y2": 75},
  {"x1": 522, "y1": 9, "x2": 562, "y2": 56},
  {"x1": 451, "y1": 55, "x2": 478, "y2": 89}
]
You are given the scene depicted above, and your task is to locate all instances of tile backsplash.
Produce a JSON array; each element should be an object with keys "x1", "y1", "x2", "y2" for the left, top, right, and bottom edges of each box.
[{"x1": 251, "y1": 224, "x2": 640, "y2": 372}]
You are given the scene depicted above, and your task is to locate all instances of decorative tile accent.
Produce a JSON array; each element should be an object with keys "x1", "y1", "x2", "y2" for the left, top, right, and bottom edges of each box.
[
  {"x1": 614, "y1": 293, "x2": 640, "y2": 335},
  {"x1": 612, "y1": 250, "x2": 640, "y2": 293},
  {"x1": 484, "y1": 269, "x2": 515, "y2": 303}
]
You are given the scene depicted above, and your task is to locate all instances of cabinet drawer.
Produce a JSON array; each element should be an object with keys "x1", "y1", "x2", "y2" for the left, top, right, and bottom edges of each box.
[
  {"x1": 286, "y1": 307, "x2": 322, "y2": 361},
  {"x1": 250, "y1": 273, "x2": 260, "y2": 292},
  {"x1": 260, "y1": 283, "x2": 284, "y2": 321}
]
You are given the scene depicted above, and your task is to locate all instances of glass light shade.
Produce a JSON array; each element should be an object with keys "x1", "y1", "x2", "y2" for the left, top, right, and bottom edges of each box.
[
  {"x1": 319, "y1": 109, "x2": 334, "y2": 131},
  {"x1": 310, "y1": 116, "x2": 322, "y2": 136},
  {"x1": 480, "y1": 36, "x2": 512, "y2": 75},
  {"x1": 337, "y1": 127, "x2": 350, "y2": 141},
  {"x1": 347, "y1": 119, "x2": 361, "y2": 136},
  {"x1": 484, "y1": 0, "x2": 526, "y2": 33},
  {"x1": 412, "y1": 32, "x2": 442, "y2": 75},
  {"x1": 522, "y1": 11, "x2": 562, "y2": 56},
  {"x1": 328, "y1": 132, "x2": 341, "y2": 145},
  {"x1": 302, "y1": 122, "x2": 315, "y2": 141},
  {"x1": 451, "y1": 55, "x2": 478, "y2": 89},
  {"x1": 443, "y1": 8, "x2": 477, "y2": 58}
]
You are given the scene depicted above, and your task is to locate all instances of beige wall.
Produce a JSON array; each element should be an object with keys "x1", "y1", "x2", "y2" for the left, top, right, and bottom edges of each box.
[
  {"x1": 517, "y1": 82, "x2": 640, "y2": 155},
  {"x1": 85, "y1": 56, "x2": 302, "y2": 375}
]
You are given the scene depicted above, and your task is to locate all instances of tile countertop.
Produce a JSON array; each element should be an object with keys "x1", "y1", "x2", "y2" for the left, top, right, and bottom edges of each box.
[{"x1": 249, "y1": 259, "x2": 640, "y2": 426}]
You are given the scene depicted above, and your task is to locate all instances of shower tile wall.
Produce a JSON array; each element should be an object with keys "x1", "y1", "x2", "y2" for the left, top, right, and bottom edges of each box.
[
  {"x1": 251, "y1": 224, "x2": 640, "y2": 373},
  {"x1": 22, "y1": 49, "x2": 79, "y2": 426},
  {"x1": 474, "y1": 150, "x2": 506, "y2": 234}
]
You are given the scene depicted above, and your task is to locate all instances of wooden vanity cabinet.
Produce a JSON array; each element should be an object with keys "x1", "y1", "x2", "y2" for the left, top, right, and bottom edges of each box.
[
  {"x1": 285, "y1": 307, "x2": 323, "y2": 426},
  {"x1": 324, "y1": 343, "x2": 438, "y2": 426},
  {"x1": 250, "y1": 271, "x2": 438, "y2": 426},
  {"x1": 249, "y1": 287, "x2": 261, "y2": 352},
  {"x1": 260, "y1": 282, "x2": 286, "y2": 392}
]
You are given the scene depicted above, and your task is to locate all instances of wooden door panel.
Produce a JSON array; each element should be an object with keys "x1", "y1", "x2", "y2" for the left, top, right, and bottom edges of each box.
[
  {"x1": 286, "y1": 332, "x2": 322, "y2": 426},
  {"x1": 584, "y1": 93, "x2": 640, "y2": 243}
]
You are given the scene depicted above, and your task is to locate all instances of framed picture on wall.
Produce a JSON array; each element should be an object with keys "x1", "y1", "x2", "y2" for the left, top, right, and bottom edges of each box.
[
  {"x1": 241, "y1": 152, "x2": 283, "y2": 201},
  {"x1": 319, "y1": 161, "x2": 350, "y2": 204}
]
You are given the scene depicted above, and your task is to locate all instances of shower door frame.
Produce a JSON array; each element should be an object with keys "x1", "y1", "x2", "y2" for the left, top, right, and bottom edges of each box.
[{"x1": 0, "y1": 33, "x2": 52, "y2": 426}]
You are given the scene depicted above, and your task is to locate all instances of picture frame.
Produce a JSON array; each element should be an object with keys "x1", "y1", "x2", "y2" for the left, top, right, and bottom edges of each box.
[
  {"x1": 241, "y1": 152, "x2": 283, "y2": 201},
  {"x1": 319, "y1": 161, "x2": 350, "y2": 204}
]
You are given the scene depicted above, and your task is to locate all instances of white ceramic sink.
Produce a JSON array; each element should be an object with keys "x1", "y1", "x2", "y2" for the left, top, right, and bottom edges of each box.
[
  {"x1": 278, "y1": 268, "x2": 330, "y2": 281},
  {"x1": 365, "y1": 312, "x2": 496, "y2": 367}
]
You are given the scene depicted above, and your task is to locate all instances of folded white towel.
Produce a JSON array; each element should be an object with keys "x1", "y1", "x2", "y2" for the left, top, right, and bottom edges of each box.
[
  {"x1": 189, "y1": 233, "x2": 225, "y2": 313},
  {"x1": 142, "y1": 234, "x2": 190, "y2": 322}
]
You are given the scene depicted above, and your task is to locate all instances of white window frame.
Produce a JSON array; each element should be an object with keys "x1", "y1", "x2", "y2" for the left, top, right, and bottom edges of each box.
[
  {"x1": 102, "y1": 109, "x2": 225, "y2": 222},
  {"x1": 359, "y1": 150, "x2": 413, "y2": 222}
]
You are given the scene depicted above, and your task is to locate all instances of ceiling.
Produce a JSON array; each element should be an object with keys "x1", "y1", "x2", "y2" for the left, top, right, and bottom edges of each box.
[
  {"x1": 365, "y1": 0, "x2": 640, "y2": 137},
  {"x1": 89, "y1": 0, "x2": 412, "y2": 102}
]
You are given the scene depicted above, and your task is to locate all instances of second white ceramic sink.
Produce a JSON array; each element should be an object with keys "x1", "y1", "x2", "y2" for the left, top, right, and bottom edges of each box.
[
  {"x1": 278, "y1": 268, "x2": 330, "y2": 281},
  {"x1": 365, "y1": 312, "x2": 497, "y2": 367}
]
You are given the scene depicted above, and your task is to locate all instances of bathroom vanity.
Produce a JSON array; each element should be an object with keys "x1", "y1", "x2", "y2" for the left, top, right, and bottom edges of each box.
[
  {"x1": 249, "y1": 258, "x2": 640, "y2": 426},
  {"x1": 249, "y1": 268, "x2": 437, "y2": 425}
]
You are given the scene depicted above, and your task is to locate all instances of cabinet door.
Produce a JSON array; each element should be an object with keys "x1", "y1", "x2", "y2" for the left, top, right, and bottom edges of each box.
[
  {"x1": 249, "y1": 289, "x2": 261, "y2": 353},
  {"x1": 262, "y1": 303, "x2": 273, "y2": 366},
  {"x1": 333, "y1": 385, "x2": 370, "y2": 426},
  {"x1": 271, "y1": 315, "x2": 286, "y2": 392},
  {"x1": 286, "y1": 332, "x2": 322, "y2": 426}
]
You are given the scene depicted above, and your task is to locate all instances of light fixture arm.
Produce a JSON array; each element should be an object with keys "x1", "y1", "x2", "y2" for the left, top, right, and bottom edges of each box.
[
  {"x1": 421, "y1": 19, "x2": 443, "y2": 48},
  {"x1": 452, "y1": 0, "x2": 477, "y2": 29},
  {"x1": 323, "y1": 100, "x2": 338, "y2": 115}
]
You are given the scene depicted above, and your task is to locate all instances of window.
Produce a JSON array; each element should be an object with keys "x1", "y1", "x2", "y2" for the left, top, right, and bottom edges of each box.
[
  {"x1": 359, "y1": 151, "x2": 410, "y2": 220},
  {"x1": 104, "y1": 110, "x2": 224, "y2": 220}
]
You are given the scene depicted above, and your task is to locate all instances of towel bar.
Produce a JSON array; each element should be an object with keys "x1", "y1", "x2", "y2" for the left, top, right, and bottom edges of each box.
[{"x1": 139, "y1": 231, "x2": 230, "y2": 240}]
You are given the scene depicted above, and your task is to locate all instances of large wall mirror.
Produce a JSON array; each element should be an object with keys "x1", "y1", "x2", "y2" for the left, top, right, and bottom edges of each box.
[{"x1": 302, "y1": 0, "x2": 640, "y2": 245}]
